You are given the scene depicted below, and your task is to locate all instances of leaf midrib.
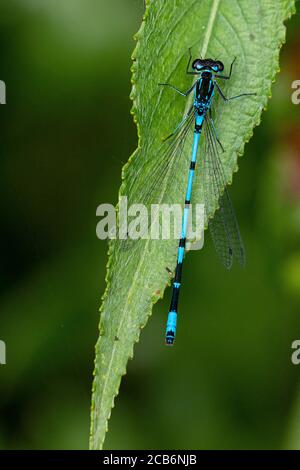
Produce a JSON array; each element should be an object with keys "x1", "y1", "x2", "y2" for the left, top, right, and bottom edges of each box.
[{"x1": 184, "y1": 0, "x2": 220, "y2": 116}]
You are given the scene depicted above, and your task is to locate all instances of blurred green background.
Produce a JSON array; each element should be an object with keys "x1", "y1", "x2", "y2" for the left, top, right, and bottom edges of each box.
[{"x1": 0, "y1": 0, "x2": 300, "y2": 450}]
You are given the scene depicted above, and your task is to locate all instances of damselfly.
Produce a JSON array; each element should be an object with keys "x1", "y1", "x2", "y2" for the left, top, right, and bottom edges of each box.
[{"x1": 159, "y1": 50, "x2": 255, "y2": 345}]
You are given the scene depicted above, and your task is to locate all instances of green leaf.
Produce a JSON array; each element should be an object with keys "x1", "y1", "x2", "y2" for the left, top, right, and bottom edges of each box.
[{"x1": 90, "y1": 0, "x2": 295, "y2": 449}]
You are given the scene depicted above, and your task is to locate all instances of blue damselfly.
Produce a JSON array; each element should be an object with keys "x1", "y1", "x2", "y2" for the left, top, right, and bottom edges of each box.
[{"x1": 159, "y1": 50, "x2": 255, "y2": 345}]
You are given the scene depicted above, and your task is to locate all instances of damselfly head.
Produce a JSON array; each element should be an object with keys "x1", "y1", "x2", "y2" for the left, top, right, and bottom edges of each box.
[{"x1": 192, "y1": 58, "x2": 224, "y2": 73}]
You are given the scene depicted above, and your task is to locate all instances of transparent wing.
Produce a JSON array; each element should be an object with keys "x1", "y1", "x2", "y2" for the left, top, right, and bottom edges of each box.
[
  {"x1": 202, "y1": 114, "x2": 246, "y2": 269},
  {"x1": 120, "y1": 106, "x2": 195, "y2": 251}
]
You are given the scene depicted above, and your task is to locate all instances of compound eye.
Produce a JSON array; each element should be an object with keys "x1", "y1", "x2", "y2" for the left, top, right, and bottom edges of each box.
[
  {"x1": 216, "y1": 61, "x2": 224, "y2": 72},
  {"x1": 192, "y1": 59, "x2": 202, "y2": 71}
]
